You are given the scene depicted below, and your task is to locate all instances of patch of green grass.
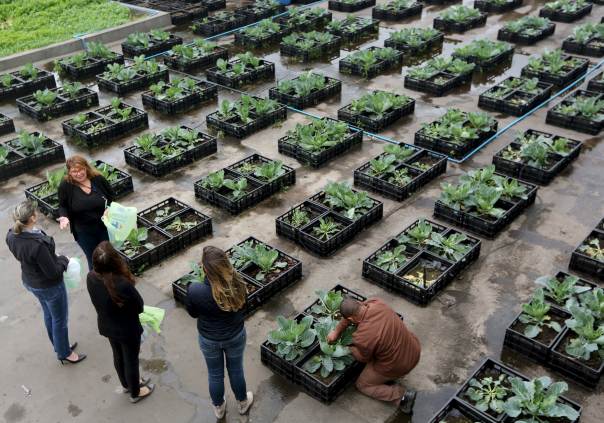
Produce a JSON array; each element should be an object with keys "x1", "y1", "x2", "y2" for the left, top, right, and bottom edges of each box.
[{"x1": 0, "y1": 0, "x2": 135, "y2": 57}]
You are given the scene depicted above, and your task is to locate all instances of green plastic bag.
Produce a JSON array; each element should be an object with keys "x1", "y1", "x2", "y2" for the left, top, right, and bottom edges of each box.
[
  {"x1": 102, "y1": 202, "x2": 137, "y2": 244},
  {"x1": 139, "y1": 306, "x2": 165, "y2": 334},
  {"x1": 63, "y1": 257, "x2": 83, "y2": 290}
]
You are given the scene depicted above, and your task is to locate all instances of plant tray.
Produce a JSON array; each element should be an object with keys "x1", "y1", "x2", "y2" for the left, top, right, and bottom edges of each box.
[
  {"x1": 276, "y1": 201, "x2": 330, "y2": 243},
  {"x1": 570, "y1": 229, "x2": 604, "y2": 281},
  {"x1": 206, "y1": 100, "x2": 287, "y2": 139},
  {"x1": 404, "y1": 68, "x2": 473, "y2": 97},
  {"x1": 124, "y1": 128, "x2": 217, "y2": 177},
  {"x1": 206, "y1": 59, "x2": 275, "y2": 88},
  {"x1": 236, "y1": 3, "x2": 286, "y2": 24},
  {"x1": 141, "y1": 80, "x2": 218, "y2": 115},
  {"x1": 452, "y1": 45, "x2": 514, "y2": 70},
  {"x1": 372, "y1": 2, "x2": 423, "y2": 20},
  {"x1": 504, "y1": 305, "x2": 570, "y2": 364},
  {"x1": 234, "y1": 26, "x2": 290, "y2": 49},
  {"x1": 268, "y1": 76, "x2": 341, "y2": 109},
  {"x1": 170, "y1": 5, "x2": 208, "y2": 26},
  {"x1": 497, "y1": 22, "x2": 556, "y2": 45},
  {"x1": 273, "y1": 11, "x2": 332, "y2": 32},
  {"x1": 384, "y1": 31, "x2": 444, "y2": 55},
  {"x1": 226, "y1": 153, "x2": 296, "y2": 196},
  {"x1": 280, "y1": 35, "x2": 341, "y2": 62},
  {"x1": 122, "y1": 33, "x2": 183, "y2": 57},
  {"x1": 59, "y1": 54, "x2": 125, "y2": 80},
  {"x1": 0, "y1": 69, "x2": 56, "y2": 101},
  {"x1": 473, "y1": 0, "x2": 523, "y2": 13},
  {"x1": 550, "y1": 328, "x2": 604, "y2": 388},
  {"x1": 433, "y1": 13, "x2": 487, "y2": 34},
  {"x1": 16, "y1": 87, "x2": 99, "y2": 122},
  {"x1": 0, "y1": 133, "x2": 64, "y2": 181},
  {"x1": 414, "y1": 116, "x2": 498, "y2": 160},
  {"x1": 546, "y1": 90, "x2": 604, "y2": 135},
  {"x1": 562, "y1": 35, "x2": 604, "y2": 57},
  {"x1": 478, "y1": 78, "x2": 553, "y2": 116},
  {"x1": 587, "y1": 72, "x2": 604, "y2": 93},
  {"x1": 338, "y1": 94, "x2": 414, "y2": 132},
  {"x1": 0, "y1": 113, "x2": 15, "y2": 136},
  {"x1": 191, "y1": 13, "x2": 247, "y2": 36},
  {"x1": 520, "y1": 54, "x2": 588, "y2": 88},
  {"x1": 428, "y1": 398, "x2": 493, "y2": 423},
  {"x1": 163, "y1": 46, "x2": 229, "y2": 73},
  {"x1": 298, "y1": 211, "x2": 357, "y2": 256},
  {"x1": 201, "y1": 0, "x2": 226, "y2": 12},
  {"x1": 539, "y1": 3, "x2": 592, "y2": 23},
  {"x1": 157, "y1": 208, "x2": 213, "y2": 250},
  {"x1": 97, "y1": 67, "x2": 169, "y2": 95},
  {"x1": 119, "y1": 0, "x2": 208, "y2": 25},
  {"x1": 339, "y1": 47, "x2": 404, "y2": 79},
  {"x1": 327, "y1": 18, "x2": 379, "y2": 44},
  {"x1": 277, "y1": 122, "x2": 362, "y2": 167},
  {"x1": 328, "y1": 0, "x2": 376, "y2": 12},
  {"x1": 354, "y1": 149, "x2": 447, "y2": 201}
]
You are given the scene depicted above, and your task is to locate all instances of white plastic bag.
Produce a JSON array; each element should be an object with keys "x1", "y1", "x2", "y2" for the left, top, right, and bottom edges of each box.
[
  {"x1": 102, "y1": 202, "x2": 137, "y2": 245},
  {"x1": 64, "y1": 257, "x2": 82, "y2": 290}
]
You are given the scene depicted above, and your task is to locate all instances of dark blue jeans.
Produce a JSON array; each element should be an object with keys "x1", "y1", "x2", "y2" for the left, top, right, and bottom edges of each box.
[
  {"x1": 25, "y1": 282, "x2": 71, "y2": 359},
  {"x1": 74, "y1": 224, "x2": 109, "y2": 270},
  {"x1": 199, "y1": 328, "x2": 247, "y2": 406}
]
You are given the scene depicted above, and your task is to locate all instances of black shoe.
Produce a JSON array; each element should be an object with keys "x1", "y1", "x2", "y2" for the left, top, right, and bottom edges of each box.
[
  {"x1": 70, "y1": 342, "x2": 78, "y2": 351},
  {"x1": 59, "y1": 353, "x2": 86, "y2": 365},
  {"x1": 399, "y1": 390, "x2": 417, "y2": 414}
]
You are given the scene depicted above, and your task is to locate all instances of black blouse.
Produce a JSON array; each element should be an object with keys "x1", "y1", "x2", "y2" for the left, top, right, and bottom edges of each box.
[{"x1": 58, "y1": 175, "x2": 113, "y2": 234}]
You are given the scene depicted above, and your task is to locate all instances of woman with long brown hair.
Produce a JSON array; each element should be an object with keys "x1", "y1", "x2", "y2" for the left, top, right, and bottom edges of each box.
[
  {"x1": 186, "y1": 246, "x2": 253, "y2": 419},
  {"x1": 86, "y1": 241, "x2": 154, "y2": 403},
  {"x1": 58, "y1": 155, "x2": 114, "y2": 270}
]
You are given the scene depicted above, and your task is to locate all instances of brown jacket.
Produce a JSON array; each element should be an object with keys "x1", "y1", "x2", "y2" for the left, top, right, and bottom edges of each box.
[{"x1": 336, "y1": 298, "x2": 421, "y2": 378}]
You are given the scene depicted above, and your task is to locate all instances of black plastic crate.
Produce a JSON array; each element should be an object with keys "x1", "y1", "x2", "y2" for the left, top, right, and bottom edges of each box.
[
  {"x1": 362, "y1": 238, "x2": 421, "y2": 288},
  {"x1": 122, "y1": 33, "x2": 183, "y2": 57},
  {"x1": 280, "y1": 34, "x2": 341, "y2": 62},
  {"x1": 269, "y1": 76, "x2": 341, "y2": 109},
  {"x1": 141, "y1": 80, "x2": 217, "y2": 115},
  {"x1": 24, "y1": 182, "x2": 61, "y2": 219},
  {"x1": 309, "y1": 190, "x2": 384, "y2": 233},
  {"x1": 276, "y1": 201, "x2": 329, "y2": 242},
  {"x1": 117, "y1": 219, "x2": 177, "y2": 274},
  {"x1": 93, "y1": 160, "x2": 134, "y2": 199},
  {"x1": 587, "y1": 72, "x2": 604, "y2": 93},
  {"x1": 452, "y1": 45, "x2": 514, "y2": 70},
  {"x1": 539, "y1": 2, "x2": 592, "y2": 23},
  {"x1": 328, "y1": 0, "x2": 376, "y2": 12},
  {"x1": 474, "y1": 0, "x2": 523, "y2": 13},
  {"x1": 563, "y1": 35, "x2": 604, "y2": 57},
  {"x1": 0, "y1": 69, "x2": 56, "y2": 101},
  {"x1": 327, "y1": 17, "x2": 379, "y2": 44},
  {"x1": 194, "y1": 169, "x2": 268, "y2": 214},
  {"x1": 302, "y1": 285, "x2": 367, "y2": 319},
  {"x1": 404, "y1": 69, "x2": 473, "y2": 97},
  {"x1": 550, "y1": 328, "x2": 604, "y2": 388},
  {"x1": 0, "y1": 114, "x2": 15, "y2": 136},
  {"x1": 520, "y1": 54, "x2": 589, "y2": 88},
  {"x1": 428, "y1": 398, "x2": 493, "y2": 423},
  {"x1": 163, "y1": 46, "x2": 228, "y2": 72},
  {"x1": 0, "y1": 134, "x2": 64, "y2": 181},
  {"x1": 201, "y1": 0, "x2": 225, "y2": 12},
  {"x1": 16, "y1": 87, "x2": 99, "y2": 122},
  {"x1": 570, "y1": 230, "x2": 604, "y2": 281},
  {"x1": 191, "y1": 12, "x2": 247, "y2": 36},
  {"x1": 372, "y1": 2, "x2": 422, "y2": 20},
  {"x1": 497, "y1": 22, "x2": 556, "y2": 45},
  {"x1": 97, "y1": 67, "x2": 169, "y2": 95},
  {"x1": 226, "y1": 153, "x2": 296, "y2": 196},
  {"x1": 478, "y1": 78, "x2": 553, "y2": 116},
  {"x1": 234, "y1": 25, "x2": 289, "y2": 48},
  {"x1": 338, "y1": 95, "x2": 414, "y2": 132},
  {"x1": 546, "y1": 90, "x2": 604, "y2": 135},
  {"x1": 298, "y1": 211, "x2": 357, "y2": 256},
  {"x1": 206, "y1": 59, "x2": 275, "y2": 88},
  {"x1": 273, "y1": 10, "x2": 332, "y2": 32},
  {"x1": 237, "y1": 3, "x2": 286, "y2": 24},
  {"x1": 59, "y1": 54, "x2": 125, "y2": 80},
  {"x1": 384, "y1": 31, "x2": 444, "y2": 55},
  {"x1": 339, "y1": 47, "x2": 404, "y2": 79},
  {"x1": 168, "y1": 2, "x2": 209, "y2": 25},
  {"x1": 206, "y1": 100, "x2": 286, "y2": 139},
  {"x1": 158, "y1": 208, "x2": 213, "y2": 249},
  {"x1": 433, "y1": 13, "x2": 487, "y2": 34}
]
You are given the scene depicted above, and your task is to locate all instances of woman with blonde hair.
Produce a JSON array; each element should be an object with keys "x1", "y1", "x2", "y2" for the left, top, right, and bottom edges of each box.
[
  {"x1": 57, "y1": 155, "x2": 114, "y2": 270},
  {"x1": 186, "y1": 246, "x2": 253, "y2": 419}
]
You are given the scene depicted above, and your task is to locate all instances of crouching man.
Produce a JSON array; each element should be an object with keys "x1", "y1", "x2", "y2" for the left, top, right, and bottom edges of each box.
[{"x1": 327, "y1": 296, "x2": 421, "y2": 413}]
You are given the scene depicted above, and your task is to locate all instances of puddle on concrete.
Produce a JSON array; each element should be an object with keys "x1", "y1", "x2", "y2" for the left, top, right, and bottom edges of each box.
[
  {"x1": 140, "y1": 357, "x2": 169, "y2": 374},
  {"x1": 251, "y1": 374, "x2": 299, "y2": 422}
]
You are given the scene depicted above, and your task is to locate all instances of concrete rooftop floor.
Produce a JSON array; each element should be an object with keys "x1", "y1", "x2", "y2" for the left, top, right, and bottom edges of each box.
[{"x1": 0, "y1": 1, "x2": 603, "y2": 422}]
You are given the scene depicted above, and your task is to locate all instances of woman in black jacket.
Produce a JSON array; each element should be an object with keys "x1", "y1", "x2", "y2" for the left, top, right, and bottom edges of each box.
[
  {"x1": 186, "y1": 246, "x2": 253, "y2": 419},
  {"x1": 58, "y1": 155, "x2": 114, "y2": 270},
  {"x1": 87, "y1": 241, "x2": 154, "y2": 403},
  {"x1": 5, "y1": 200, "x2": 85, "y2": 364}
]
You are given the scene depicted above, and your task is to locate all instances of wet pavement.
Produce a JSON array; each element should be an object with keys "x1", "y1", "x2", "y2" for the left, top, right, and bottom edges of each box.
[{"x1": 1, "y1": 1, "x2": 603, "y2": 422}]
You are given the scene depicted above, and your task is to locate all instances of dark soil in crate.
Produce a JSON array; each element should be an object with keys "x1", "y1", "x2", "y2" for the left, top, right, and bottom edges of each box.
[
  {"x1": 550, "y1": 329, "x2": 604, "y2": 388},
  {"x1": 539, "y1": 3, "x2": 592, "y2": 23},
  {"x1": 563, "y1": 35, "x2": 604, "y2": 57},
  {"x1": 141, "y1": 81, "x2": 217, "y2": 115},
  {"x1": 206, "y1": 59, "x2": 275, "y2": 88},
  {"x1": 0, "y1": 134, "x2": 64, "y2": 181},
  {"x1": 520, "y1": 55, "x2": 589, "y2": 88},
  {"x1": 194, "y1": 171, "x2": 267, "y2": 215},
  {"x1": 328, "y1": 0, "x2": 376, "y2": 12},
  {"x1": 327, "y1": 18, "x2": 379, "y2": 44},
  {"x1": 404, "y1": 69, "x2": 473, "y2": 97},
  {"x1": 337, "y1": 95, "x2": 414, "y2": 132},
  {"x1": 226, "y1": 153, "x2": 295, "y2": 195},
  {"x1": 429, "y1": 398, "x2": 491, "y2": 423},
  {"x1": 384, "y1": 31, "x2": 444, "y2": 56},
  {"x1": 140, "y1": 198, "x2": 187, "y2": 225},
  {"x1": 0, "y1": 114, "x2": 15, "y2": 136},
  {"x1": 17, "y1": 88, "x2": 99, "y2": 122},
  {"x1": 433, "y1": 13, "x2": 487, "y2": 34},
  {"x1": 201, "y1": 0, "x2": 225, "y2": 12},
  {"x1": 478, "y1": 78, "x2": 552, "y2": 116},
  {"x1": 158, "y1": 208, "x2": 212, "y2": 249},
  {"x1": 546, "y1": 90, "x2": 604, "y2": 135},
  {"x1": 191, "y1": 13, "x2": 247, "y2": 37},
  {"x1": 241, "y1": 255, "x2": 298, "y2": 285},
  {"x1": 298, "y1": 212, "x2": 357, "y2": 257},
  {"x1": 372, "y1": 2, "x2": 422, "y2": 20},
  {"x1": 276, "y1": 201, "x2": 329, "y2": 242},
  {"x1": 497, "y1": 22, "x2": 556, "y2": 45},
  {"x1": 0, "y1": 69, "x2": 56, "y2": 101},
  {"x1": 122, "y1": 34, "x2": 183, "y2": 57},
  {"x1": 570, "y1": 229, "x2": 604, "y2": 281},
  {"x1": 97, "y1": 68, "x2": 170, "y2": 95},
  {"x1": 280, "y1": 36, "x2": 341, "y2": 63},
  {"x1": 474, "y1": 0, "x2": 523, "y2": 13},
  {"x1": 206, "y1": 102, "x2": 286, "y2": 139},
  {"x1": 269, "y1": 76, "x2": 341, "y2": 109},
  {"x1": 339, "y1": 47, "x2": 403, "y2": 79},
  {"x1": 163, "y1": 46, "x2": 228, "y2": 73},
  {"x1": 59, "y1": 54, "x2": 125, "y2": 80}
]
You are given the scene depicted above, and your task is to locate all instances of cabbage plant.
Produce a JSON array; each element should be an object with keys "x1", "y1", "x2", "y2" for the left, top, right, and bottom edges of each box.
[{"x1": 267, "y1": 315, "x2": 316, "y2": 361}]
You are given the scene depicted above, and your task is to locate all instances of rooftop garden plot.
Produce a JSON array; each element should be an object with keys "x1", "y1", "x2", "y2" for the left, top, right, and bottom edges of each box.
[
  {"x1": 492, "y1": 129, "x2": 581, "y2": 185},
  {"x1": 276, "y1": 182, "x2": 382, "y2": 256},
  {"x1": 0, "y1": 131, "x2": 64, "y2": 181},
  {"x1": 587, "y1": 71, "x2": 604, "y2": 93},
  {"x1": 141, "y1": 77, "x2": 217, "y2": 115},
  {"x1": 498, "y1": 16, "x2": 555, "y2": 45},
  {"x1": 325, "y1": 15, "x2": 379, "y2": 44},
  {"x1": 353, "y1": 143, "x2": 446, "y2": 201},
  {"x1": 521, "y1": 49, "x2": 589, "y2": 88},
  {"x1": 194, "y1": 155, "x2": 294, "y2": 214},
  {"x1": 190, "y1": 10, "x2": 247, "y2": 37},
  {"x1": 16, "y1": 83, "x2": 99, "y2": 122},
  {"x1": 372, "y1": 0, "x2": 423, "y2": 21},
  {"x1": 479, "y1": 77, "x2": 553, "y2": 116},
  {"x1": 433, "y1": 5, "x2": 487, "y2": 34},
  {"x1": 97, "y1": 56, "x2": 169, "y2": 95},
  {"x1": 25, "y1": 161, "x2": 133, "y2": 218},
  {"x1": 384, "y1": 27, "x2": 444, "y2": 56},
  {"x1": 0, "y1": 0, "x2": 134, "y2": 57},
  {"x1": 0, "y1": 113, "x2": 15, "y2": 136},
  {"x1": 62, "y1": 98, "x2": 148, "y2": 147},
  {"x1": 206, "y1": 95, "x2": 286, "y2": 139},
  {"x1": 234, "y1": 19, "x2": 287, "y2": 48},
  {"x1": 277, "y1": 117, "x2": 361, "y2": 168},
  {"x1": 205, "y1": 52, "x2": 275, "y2": 88},
  {"x1": 163, "y1": 40, "x2": 228, "y2": 73},
  {"x1": 337, "y1": 91, "x2": 415, "y2": 132},
  {"x1": 269, "y1": 71, "x2": 341, "y2": 109},
  {"x1": 363, "y1": 219, "x2": 480, "y2": 305},
  {"x1": 173, "y1": 237, "x2": 302, "y2": 317},
  {"x1": 535, "y1": 272, "x2": 596, "y2": 312},
  {"x1": 329, "y1": 0, "x2": 377, "y2": 12},
  {"x1": 570, "y1": 221, "x2": 604, "y2": 281},
  {"x1": 273, "y1": 7, "x2": 332, "y2": 32},
  {"x1": 473, "y1": 0, "x2": 523, "y2": 13},
  {"x1": 0, "y1": 64, "x2": 56, "y2": 101},
  {"x1": 562, "y1": 23, "x2": 604, "y2": 57},
  {"x1": 122, "y1": 29, "x2": 182, "y2": 57},
  {"x1": 56, "y1": 42, "x2": 124, "y2": 80},
  {"x1": 236, "y1": 0, "x2": 286, "y2": 24},
  {"x1": 280, "y1": 31, "x2": 341, "y2": 62},
  {"x1": 546, "y1": 90, "x2": 604, "y2": 135},
  {"x1": 339, "y1": 47, "x2": 403, "y2": 79},
  {"x1": 539, "y1": 0, "x2": 592, "y2": 23},
  {"x1": 116, "y1": 198, "x2": 212, "y2": 274},
  {"x1": 124, "y1": 126, "x2": 217, "y2": 177},
  {"x1": 452, "y1": 39, "x2": 514, "y2": 70},
  {"x1": 404, "y1": 56, "x2": 475, "y2": 96},
  {"x1": 434, "y1": 165, "x2": 538, "y2": 238},
  {"x1": 414, "y1": 109, "x2": 498, "y2": 159}
]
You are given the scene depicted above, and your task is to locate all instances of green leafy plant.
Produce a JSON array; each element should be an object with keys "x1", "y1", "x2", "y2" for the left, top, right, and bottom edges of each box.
[
  {"x1": 287, "y1": 208, "x2": 311, "y2": 228},
  {"x1": 397, "y1": 219, "x2": 434, "y2": 246},
  {"x1": 35, "y1": 167, "x2": 66, "y2": 197},
  {"x1": 517, "y1": 288, "x2": 562, "y2": 339},
  {"x1": 349, "y1": 91, "x2": 411, "y2": 118},
  {"x1": 20, "y1": 63, "x2": 39, "y2": 80},
  {"x1": 32, "y1": 89, "x2": 58, "y2": 107},
  {"x1": 454, "y1": 39, "x2": 512, "y2": 62},
  {"x1": 535, "y1": 274, "x2": 591, "y2": 307},
  {"x1": 439, "y1": 5, "x2": 482, "y2": 23},
  {"x1": 231, "y1": 242, "x2": 287, "y2": 281},
  {"x1": 164, "y1": 217, "x2": 198, "y2": 233},
  {"x1": 1, "y1": 73, "x2": 13, "y2": 88},
  {"x1": 427, "y1": 232, "x2": 471, "y2": 261},
  {"x1": 579, "y1": 237, "x2": 604, "y2": 261},
  {"x1": 311, "y1": 289, "x2": 344, "y2": 320},
  {"x1": 267, "y1": 315, "x2": 317, "y2": 361},
  {"x1": 119, "y1": 227, "x2": 155, "y2": 257},
  {"x1": 374, "y1": 245, "x2": 409, "y2": 272},
  {"x1": 367, "y1": 154, "x2": 397, "y2": 177},
  {"x1": 201, "y1": 170, "x2": 225, "y2": 190},
  {"x1": 277, "y1": 71, "x2": 326, "y2": 97},
  {"x1": 180, "y1": 262, "x2": 206, "y2": 284},
  {"x1": 303, "y1": 318, "x2": 355, "y2": 378},
  {"x1": 376, "y1": 0, "x2": 421, "y2": 12},
  {"x1": 408, "y1": 56, "x2": 476, "y2": 81},
  {"x1": 61, "y1": 82, "x2": 84, "y2": 99},
  {"x1": 388, "y1": 27, "x2": 440, "y2": 48},
  {"x1": 324, "y1": 181, "x2": 374, "y2": 220},
  {"x1": 287, "y1": 118, "x2": 349, "y2": 153},
  {"x1": 563, "y1": 305, "x2": 604, "y2": 361},
  {"x1": 17, "y1": 131, "x2": 47, "y2": 154},
  {"x1": 253, "y1": 160, "x2": 285, "y2": 181},
  {"x1": 387, "y1": 168, "x2": 413, "y2": 186},
  {"x1": 543, "y1": 0, "x2": 588, "y2": 13},
  {"x1": 0, "y1": 146, "x2": 10, "y2": 165},
  {"x1": 504, "y1": 16, "x2": 551, "y2": 36},
  {"x1": 384, "y1": 144, "x2": 416, "y2": 161},
  {"x1": 312, "y1": 217, "x2": 342, "y2": 240},
  {"x1": 466, "y1": 374, "x2": 509, "y2": 414},
  {"x1": 223, "y1": 177, "x2": 248, "y2": 199}
]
